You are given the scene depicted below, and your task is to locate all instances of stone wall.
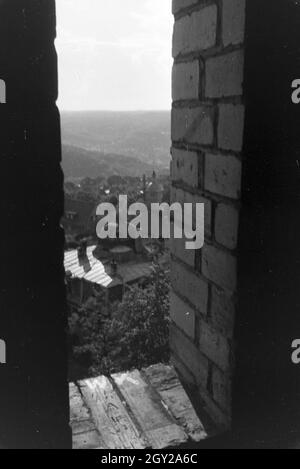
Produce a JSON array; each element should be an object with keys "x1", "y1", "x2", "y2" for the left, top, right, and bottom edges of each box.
[
  {"x1": 170, "y1": 0, "x2": 245, "y2": 429},
  {"x1": 171, "y1": 0, "x2": 300, "y2": 444}
]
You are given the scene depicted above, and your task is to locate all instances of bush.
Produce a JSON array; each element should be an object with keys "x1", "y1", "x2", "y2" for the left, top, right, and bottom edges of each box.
[{"x1": 69, "y1": 262, "x2": 170, "y2": 378}]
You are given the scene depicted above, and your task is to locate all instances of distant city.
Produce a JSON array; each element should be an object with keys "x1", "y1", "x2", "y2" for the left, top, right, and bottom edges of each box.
[
  {"x1": 61, "y1": 110, "x2": 171, "y2": 381},
  {"x1": 61, "y1": 110, "x2": 171, "y2": 179}
]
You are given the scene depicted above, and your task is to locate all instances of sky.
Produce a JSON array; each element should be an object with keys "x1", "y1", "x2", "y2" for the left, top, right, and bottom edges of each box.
[{"x1": 55, "y1": 0, "x2": 173, "y2": 111}]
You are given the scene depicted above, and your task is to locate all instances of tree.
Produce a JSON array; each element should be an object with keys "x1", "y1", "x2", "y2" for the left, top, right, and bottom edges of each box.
[
  {"x1": 108, "y1": 263, "x2": 170, "y2": 372},
  {"x1": 68, "y1": 288, "x2": 111, "y2": 378},
  {"x1": 68, "y1": 262, "x2": 170, "y2": 378}
]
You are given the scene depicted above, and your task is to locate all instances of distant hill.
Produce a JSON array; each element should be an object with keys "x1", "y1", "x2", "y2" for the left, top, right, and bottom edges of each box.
[
  {"x1": 61, "y1": 144, "x2": 165, "y2": 180},
  {"x1": 60, "y1": 111, "x2": 171, "y2": 169}
]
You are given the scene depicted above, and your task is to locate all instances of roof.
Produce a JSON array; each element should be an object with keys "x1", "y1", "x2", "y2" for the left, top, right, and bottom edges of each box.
[{"x1": 64, "y1": 246, "x2": 153, "y2": 289}]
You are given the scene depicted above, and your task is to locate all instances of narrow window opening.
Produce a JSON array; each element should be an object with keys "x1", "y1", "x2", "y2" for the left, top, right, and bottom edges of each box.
[
  {"x1": 55, "y1": 0, "x2": 211, "y2": 450},
  {"x1": 56, "y1": 0, "x2": 173, "y2": 379}
]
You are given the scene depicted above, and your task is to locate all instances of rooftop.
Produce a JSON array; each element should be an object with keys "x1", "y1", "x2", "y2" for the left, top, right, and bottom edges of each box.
[{"x1": 64, "y1": 245, "x2": 153, "y2": 289}]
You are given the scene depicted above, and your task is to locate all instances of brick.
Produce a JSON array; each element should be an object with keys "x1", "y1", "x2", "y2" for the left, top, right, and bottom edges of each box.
[
  {"x1": 196, "y1": 384, "x2": 231, "y2": 429},
  {"x1": 185, "y1": 192, "x2": 212, "y2": 237},
  {"x1": 218, "y1": 104, "x2": 245, "y2": 152},
  {"x1": 172, "y1": 0, "x2": 199, "y2": 15},
  {"x1": 171, "y1": 236, "x2": 195, "y2": 268},
  {"x1": 215, "y1": 203, "x2": 239, "y2": 250},
  {"x1": 212, "y1": 366, "x2": 232, "y2": 412},
  {"x1": 211, "y1": 286, "x2": 235, "y2": 338},
  {"x1": 204, "y1": 153, "x2": 242, "y2": 199},
  {"x1": 171, "y1": 148, "x2": 200, "y2": 188},
  {"x1": 172, "y1": 106, "x2": 214, "y2": 145},
  {"x1": 171, "y1": 260, "x2": 209, "y2": 314},
  {"x1": 205, "y1": 51, "x2": 244, "y2": 98},
  {"x1": 172, "y1": 61, "x2": 200, "y2": 101},
  {"x1": 222, "y1": 0, "x2": 246, "y2": 47},
  {"x1": 173, "y1": 6, "x2": 217, "y2": 57},
  {"x1": 171, "y1": 355, "x2": 196, "y2": 387},
  {"x1": 198, "y1": 320, "x2": 231, "y2": 371},
  {"x1": 170, "y1": 188, "x2": 212, "y2": 237},
  {"x1": 170, "y1": 290, "x2": 196, "y2": 339},
  {"x1": 170, "y1": 324, "x2": 209, "y2": 388},
  {"x1": 202, "y1": 244, "x2": 237, "y2": 291}
]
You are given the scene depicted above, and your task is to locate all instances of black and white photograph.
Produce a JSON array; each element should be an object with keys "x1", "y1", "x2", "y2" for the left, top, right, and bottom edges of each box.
[{"x1": 0, "y1": 0, "x2": 300, "y2": 452}]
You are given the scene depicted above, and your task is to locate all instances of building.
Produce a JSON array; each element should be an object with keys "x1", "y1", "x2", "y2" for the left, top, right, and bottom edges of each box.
[
  {"x1": 144, "y1": 171, "x2": 164, "y2": 206},
  {"x1": 62, "y1": 198, "x2": 96, "y2": 238},
  {"x1": 65, "y1": 244, "x2": 154, "y2": 308}
]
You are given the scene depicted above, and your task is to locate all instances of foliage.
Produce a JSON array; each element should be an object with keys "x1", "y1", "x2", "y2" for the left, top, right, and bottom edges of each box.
[{"x1": 69, "y1": 262, "x2": 170, "y2": 378}]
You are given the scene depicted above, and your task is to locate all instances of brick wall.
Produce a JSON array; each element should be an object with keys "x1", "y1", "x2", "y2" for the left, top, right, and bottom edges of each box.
[{"x1": 170, "y1": 0, "x2": 245, "y2": 429}]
